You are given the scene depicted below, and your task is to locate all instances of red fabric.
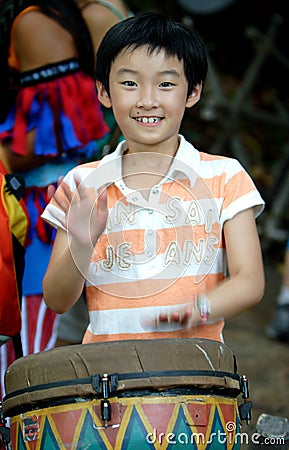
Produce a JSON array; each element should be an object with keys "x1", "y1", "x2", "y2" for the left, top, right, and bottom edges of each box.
[
  {"x1": 23, "y1": 295, "x2": 57, "y2": 355},
  {"x1": 60, "y1": 74, "x2": 106, "y2": 142},
  {"x1": 0, "y1": 165, "x2": 21, "y2": 337},
  {"x1": 13, "y1": 86, "x2": 35, "y2": 155},
  {"x1": 2, "y1": 72, "x2": 109, "y2": 157},
  {"x1": 24, "y1": 186, "x2": 54, "y2": 245},
  {"x1": 0, "y1": 295, "x2": 58, "y2": 400}
]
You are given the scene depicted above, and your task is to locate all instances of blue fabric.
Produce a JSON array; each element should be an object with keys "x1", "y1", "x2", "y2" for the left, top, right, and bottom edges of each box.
[
  {"x1": 22, "y1": 158, "x2": 79, "y2": 188},
  {"x1": 0, "y1": 106, "x2": 15, "y2": 132},
  {"x1": 22, "y1": 191, "x2": 56, "y2": 295},
  {"x1": 30, "y1": 96, "x2": 82, "y2": 156},
  {"x1": 1, "y1": 95, "x2": 97, "y2": 158},
  {"x1": 59, "y1": 110, "x2": 82, "y2": 152},
  {"x1": 23, "y1": 236, "x2": 53, "y2": 295},
  {"x1": 33, "y1": 98, "x2": 58, "y2": 155}
]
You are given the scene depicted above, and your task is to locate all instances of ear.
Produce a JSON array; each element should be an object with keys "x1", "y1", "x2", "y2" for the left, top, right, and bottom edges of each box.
[
  {"x1": 186, "y1": 83, "x2": 202, "y2": 108},
  {"x1": 96, "y1": 81, "x2": 112, "y2": 108}
]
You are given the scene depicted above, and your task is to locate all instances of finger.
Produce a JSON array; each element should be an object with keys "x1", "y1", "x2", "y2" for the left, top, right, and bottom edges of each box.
[
  {"x1": 158, "y1": 313, "x2": 169, "y2": 322},
  {"x1": 47, "y1": 184, "x2": 56, "y2": 200},
  {"x1": 95, "y1": 188, "x2": 108, "y2": 231},
  {"x1": 159, "y1": 311, "x2": 181, "y2": 323},
  {"x1": 170, "y1": 311, "x2": 186, "y2": 323},
  {"x1": 72, "y1": 174, "x2": 86, "y2": 202},
  {"x1": 47, "y1": 175, "x2": 64, "y2": 200},
  {"x1": 52, "y1": 182, "x2": 74, "y2": 213},
  {"x1": 184, "y1": 304, "x2": 198, "y2": 329},
  {"x1": 72, "y1": 172, "x2": 93, "y2": 204},
  {"x1": 57, "y1": 175, "x2": 64, "y2": 185},
  {"x1": 97, "y1": 188, "x2": 108, "y2": 212},
  {"x1": 166, "y1": 309, "x2": 191, "y2": 326}
]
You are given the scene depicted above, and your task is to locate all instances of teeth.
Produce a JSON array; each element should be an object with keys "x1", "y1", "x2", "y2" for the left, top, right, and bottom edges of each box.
[{"x1": 136, "y1": 117, "x2": 160, "y2": 123}]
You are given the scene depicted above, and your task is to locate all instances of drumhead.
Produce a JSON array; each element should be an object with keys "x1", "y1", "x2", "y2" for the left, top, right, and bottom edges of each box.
[{"x1": 3, "y1": 338, "x2": 241, "y2": 416}]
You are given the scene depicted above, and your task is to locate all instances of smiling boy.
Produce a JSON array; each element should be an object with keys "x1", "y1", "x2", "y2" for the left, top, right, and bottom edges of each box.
[{"x1": 42, "y1": 13, "x2": 265, "y2": 344}]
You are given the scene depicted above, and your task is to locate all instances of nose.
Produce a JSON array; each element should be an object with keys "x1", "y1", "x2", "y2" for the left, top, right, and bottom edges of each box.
[{"x1": 136, "y1": 85, "x2": 159, "y2": 109}]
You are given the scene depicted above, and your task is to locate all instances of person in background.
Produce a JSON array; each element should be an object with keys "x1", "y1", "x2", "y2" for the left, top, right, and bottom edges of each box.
[
  {"x1": 77, "y1": 0, "x2": 132, "y2": 54},
  {"x1": 55, "y1": 0, "x2": 132, "y2": 347},
  {"x1": 266, "y1": 239, "x2": 289, "y2": 342},
  {"x1": 78, "y1": 0, "x2": 133, "y2": 156},
  {"x1": 0, "y1": 0, "x2": 108, "y2": 397}
]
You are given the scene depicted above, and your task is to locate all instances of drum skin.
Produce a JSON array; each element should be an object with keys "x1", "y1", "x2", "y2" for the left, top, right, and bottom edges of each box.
[{"x1": 3, "y1": 338, "x2": 243, "y2": 449}]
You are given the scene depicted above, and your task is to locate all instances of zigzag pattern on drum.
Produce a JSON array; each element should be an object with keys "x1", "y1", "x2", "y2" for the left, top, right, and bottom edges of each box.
[{"x1": 10, "y1": 395, "x2": 241, "y2": 449}]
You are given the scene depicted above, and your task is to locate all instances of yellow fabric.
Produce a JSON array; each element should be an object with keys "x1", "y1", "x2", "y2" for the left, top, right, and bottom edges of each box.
[{"x1": 1, "y1": 186, "x2": 29, "y2": 246}]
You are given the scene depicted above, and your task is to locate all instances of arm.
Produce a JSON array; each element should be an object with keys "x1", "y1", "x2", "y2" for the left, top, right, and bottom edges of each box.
[
  {"x1": 206, "y1": 207, "x2": 265, "y2": 318},
  {"x1": 160, "y1": 207, "x2": 265, "y2": 326},
  {"x1": 43, "y1": 180, "x2": 108, "y2": 313},
  {"x1": 80, "y1": 0, "x2": 129, "y2": 54},
  {"x1": 0, "y1": 141, "x2": 46, "y2": 173},
  {"x1": 14, "y1": 9, "x2": 77, "y2": 71},
  {"x1": 42, "y1": 227, "x2": 91, "y2": 313}
]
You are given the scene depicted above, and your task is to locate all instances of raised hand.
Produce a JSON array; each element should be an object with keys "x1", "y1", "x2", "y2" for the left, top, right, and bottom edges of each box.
[{"x1": 52, "y1": 174, "x2": 108, "y2": 247}]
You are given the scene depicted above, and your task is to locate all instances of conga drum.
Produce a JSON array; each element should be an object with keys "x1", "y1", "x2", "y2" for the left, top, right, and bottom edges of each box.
[{"x1": 2, "y1": 339, "x2": 247, "y2": 449}]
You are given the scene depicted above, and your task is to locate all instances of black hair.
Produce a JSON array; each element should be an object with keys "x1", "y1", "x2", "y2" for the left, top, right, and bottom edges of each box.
[
  {"x1": 95, "y1": 12, "x2": 208, "y2": 98},
  {"x1": 0, "y1": 0, "x2": 95, "y2": 121}
]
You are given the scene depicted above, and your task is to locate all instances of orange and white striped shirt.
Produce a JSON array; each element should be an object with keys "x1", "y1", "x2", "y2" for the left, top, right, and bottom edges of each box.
[{"x1": 42, "y1": 135, "x2": 264, "y2": 344}]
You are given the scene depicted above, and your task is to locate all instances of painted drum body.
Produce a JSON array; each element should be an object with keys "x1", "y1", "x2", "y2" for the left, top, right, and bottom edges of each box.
[{"x1": 3, "y1": 338, "x2": 243, "y2": 449}]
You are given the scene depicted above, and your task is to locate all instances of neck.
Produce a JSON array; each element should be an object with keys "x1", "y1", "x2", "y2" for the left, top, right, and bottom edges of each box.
[{"x1": 123, "y1": 137, "x2": 180, "y2": 159}]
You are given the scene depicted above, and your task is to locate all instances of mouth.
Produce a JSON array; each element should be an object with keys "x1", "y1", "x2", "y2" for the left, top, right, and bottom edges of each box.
[{"x1": 134, "y1": 116, "x2": 163, "y2": 124}]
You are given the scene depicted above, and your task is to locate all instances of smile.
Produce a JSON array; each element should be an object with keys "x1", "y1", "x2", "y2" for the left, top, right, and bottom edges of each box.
[{"x1": 135, "y1": 117, "x2": 162, "y2": 123}]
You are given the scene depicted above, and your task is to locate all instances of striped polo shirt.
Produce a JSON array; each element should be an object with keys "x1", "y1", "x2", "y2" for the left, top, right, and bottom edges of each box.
[{"x1": 42, "y1": 135, "x2": 264, "y2": 343}]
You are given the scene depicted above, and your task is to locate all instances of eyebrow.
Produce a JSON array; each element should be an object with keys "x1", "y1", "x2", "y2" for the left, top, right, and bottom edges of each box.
[
  {"x1": 116, "y1": 68, "x2": 138, "y2": 77},
  {"x1": 116, "y1": 68, "x2": 181, "y2": 78}
]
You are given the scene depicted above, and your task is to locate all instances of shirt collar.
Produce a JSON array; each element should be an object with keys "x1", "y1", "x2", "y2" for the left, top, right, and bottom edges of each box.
[
  {"x1": 168, "y1": 135, "x2": 201, "y2": 188},
  {"x1": 97, "y1": 135, "x2": 200, "y2": 189}
]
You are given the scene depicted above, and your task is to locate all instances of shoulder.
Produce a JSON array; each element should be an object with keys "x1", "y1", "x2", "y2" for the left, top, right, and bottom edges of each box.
[
  {"x1": 13, "y1": 7, "x2": 51, "y2": 33},
  {"x1": 69, "y1": 160, "x2": 101, "y2": 177},
  {"x1": 80, "y1": 0, "x2": 130, "y2": 50},
  {"x1": 10, "y1": 7, "x2": 41, "y2": 54},
  {"x1": 80, "y1": 0, "x2": 129, "y2": 19},
  {"x1": 13, "y1": 6, "x2": 77, "y2": 70},
  {"x1": 199, "y1": 150, "x2": 235, "y2": 164},
  {"x1": 198, "y1": 151, "x2": 246, "y2": 177},
  {"x1": 65, "y1": 160, "x2": 101, "y2": 183}
]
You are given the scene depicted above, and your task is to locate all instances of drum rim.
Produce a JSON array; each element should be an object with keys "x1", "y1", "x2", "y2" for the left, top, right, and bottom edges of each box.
[
  {"x1": 2, "y1": 369, "x2": 242, "y2": 418},
  {"x1": 3, "y1": 369, "x2": 241, "y2": 401}
]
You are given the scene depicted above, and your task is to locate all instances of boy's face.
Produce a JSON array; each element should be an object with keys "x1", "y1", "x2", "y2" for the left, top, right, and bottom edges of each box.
[{"x1": 97, "y1": 45, "x2": 201, "y2": 151}]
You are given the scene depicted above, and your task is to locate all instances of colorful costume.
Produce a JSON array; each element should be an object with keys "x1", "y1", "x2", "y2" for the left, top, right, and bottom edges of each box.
[
  {"x1": 0, "y1": 4, "x2": 108, "y2": 398},
  {"x1": 55, "y1": 0, "x2": 133, "y2": 344},
  {"x1": 42, "y1": 135, "x2": 265, "y2": 344}
]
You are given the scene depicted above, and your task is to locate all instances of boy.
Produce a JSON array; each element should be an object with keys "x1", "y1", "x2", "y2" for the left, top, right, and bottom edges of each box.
[{"x1": 42, "y1": 13, "x2": 265, "y2": 345}]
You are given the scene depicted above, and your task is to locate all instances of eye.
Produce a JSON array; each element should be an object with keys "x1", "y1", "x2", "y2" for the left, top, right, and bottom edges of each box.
[
  {"x1": 122, "y1": 80, "x2": 137, "y2": 87},
  {"x1": 159, "y1": 81, "x2": 175, "y2": 88}
]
